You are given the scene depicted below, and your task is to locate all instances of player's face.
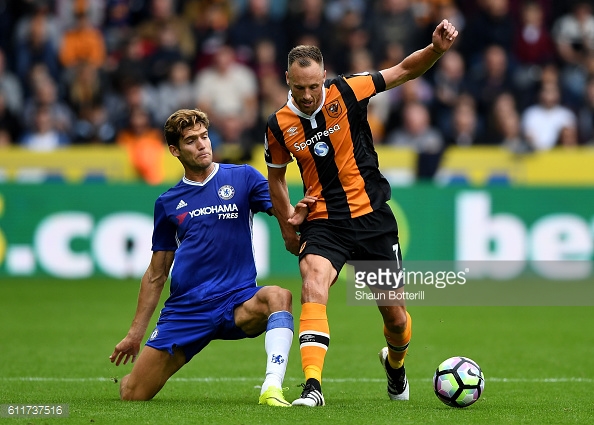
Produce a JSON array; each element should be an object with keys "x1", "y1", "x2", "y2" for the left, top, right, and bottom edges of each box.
[
  {"x1": 170, "y1": 123, "x2": 213, "y2": 172},
  {"x1": 286, "y1": 62, "x2": 326, "y2": 116}
]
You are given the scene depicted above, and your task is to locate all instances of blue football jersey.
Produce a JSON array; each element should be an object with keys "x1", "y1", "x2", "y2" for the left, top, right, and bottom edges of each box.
[{"x1": 152, "y1": 163, "x2": 272, "y2": 312}]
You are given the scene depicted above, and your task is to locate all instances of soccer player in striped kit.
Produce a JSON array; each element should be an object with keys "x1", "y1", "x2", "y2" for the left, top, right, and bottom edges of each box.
[{"x1": 266, "y1": 20, "x2": 458, "y2": 406}]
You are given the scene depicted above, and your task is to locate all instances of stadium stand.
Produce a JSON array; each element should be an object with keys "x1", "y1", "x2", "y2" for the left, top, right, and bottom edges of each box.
[{"x1": 0, "y1": 0, "x2": 593, "y2": 185}]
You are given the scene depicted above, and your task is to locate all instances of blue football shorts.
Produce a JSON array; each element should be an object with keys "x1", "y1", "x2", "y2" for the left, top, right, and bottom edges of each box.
[{"x1": 145, "y1": 286, "x2": 262, "y2": 362}]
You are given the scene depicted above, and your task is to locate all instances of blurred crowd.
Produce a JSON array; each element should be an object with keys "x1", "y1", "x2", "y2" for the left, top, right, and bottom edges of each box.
[{"x1": 1, "y1": 0, "x2": 594, "y2": 181}]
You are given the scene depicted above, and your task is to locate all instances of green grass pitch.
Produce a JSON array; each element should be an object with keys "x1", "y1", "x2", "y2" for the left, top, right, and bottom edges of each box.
[{"x1": 1, "y1": 277, "x2": 593, "y2": 424}]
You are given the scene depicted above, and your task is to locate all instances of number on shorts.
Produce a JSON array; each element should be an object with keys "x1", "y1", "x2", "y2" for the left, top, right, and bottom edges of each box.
[{"x1": 392, "y1": 243, "x2": 400, "y2": 269}]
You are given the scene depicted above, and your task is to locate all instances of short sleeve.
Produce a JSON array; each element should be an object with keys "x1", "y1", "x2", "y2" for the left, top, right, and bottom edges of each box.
[
  {"x1": 245, "y1": 165, "x2": 273, "y2": 214},
  {"x1": 264, "y1": 122, "x2": 293, "y2": 168},
  {"x1": 343, "y1": 71, "x2": 387, "y2": 102},
  {"x1": 151, "y1": 197, "x2": 178, "y2": 252}
]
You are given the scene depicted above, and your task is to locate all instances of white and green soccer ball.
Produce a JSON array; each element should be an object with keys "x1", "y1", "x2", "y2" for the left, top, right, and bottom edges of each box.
[{"x1": 433, "y1": 356, "x2": 485, "y2": 408}]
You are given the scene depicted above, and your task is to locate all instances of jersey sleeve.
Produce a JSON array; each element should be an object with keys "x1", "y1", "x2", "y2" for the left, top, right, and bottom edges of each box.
[
  {"x1": 151, "y1": 197, "x2": 178, "y2": 252},
  {"x1": 264, "y1": 121, "x2": 293, "y2": 168},
  {"x1": 245, "y1": 165, "x2": 273, "y2": 214},
  {"x1": 343, "y1": 71, "x2": 387, "y2": 102}
]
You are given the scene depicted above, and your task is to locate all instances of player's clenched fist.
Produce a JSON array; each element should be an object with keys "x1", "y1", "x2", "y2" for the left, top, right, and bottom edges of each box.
[{"x1": 431, "y1": 19, "x2": 459, "y2": 54}]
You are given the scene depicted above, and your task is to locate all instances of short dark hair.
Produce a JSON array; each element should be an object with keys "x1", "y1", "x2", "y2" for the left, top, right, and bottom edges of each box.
[
  {"x1": 288, "y1": 45, "x2": 324, "y2": 70},
  {"x1": 164, "y1": 109, "x2": 209, "y2": 148}
]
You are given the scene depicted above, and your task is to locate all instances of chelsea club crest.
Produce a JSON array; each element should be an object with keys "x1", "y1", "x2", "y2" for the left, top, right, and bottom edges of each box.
[{"x1": 218, "y1": 185, "x2": 235, "y2": 200}]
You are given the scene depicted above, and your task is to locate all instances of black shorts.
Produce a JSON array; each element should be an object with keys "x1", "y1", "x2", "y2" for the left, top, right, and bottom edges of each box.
[{"x1": 298, "y1": 202, "x2": 402, "y2": 274}]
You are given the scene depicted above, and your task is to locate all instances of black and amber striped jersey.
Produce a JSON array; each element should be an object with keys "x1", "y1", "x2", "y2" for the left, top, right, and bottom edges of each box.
[{"x1": 265, "y1": 71, "x2": 392, "y2": 221}]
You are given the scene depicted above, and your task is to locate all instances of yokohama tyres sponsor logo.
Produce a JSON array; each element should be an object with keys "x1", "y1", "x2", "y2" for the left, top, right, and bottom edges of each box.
[
  {"x1": 188, "y1": 203, "x2": 238, "y2": 217},
  {"x1": 294, "y1": 124, "x2": 340, "y2": 152}
]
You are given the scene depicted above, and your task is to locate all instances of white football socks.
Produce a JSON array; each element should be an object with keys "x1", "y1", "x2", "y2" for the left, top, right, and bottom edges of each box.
[{"x1": 261, "y1": 311, "x2": 294, "y2": 394}]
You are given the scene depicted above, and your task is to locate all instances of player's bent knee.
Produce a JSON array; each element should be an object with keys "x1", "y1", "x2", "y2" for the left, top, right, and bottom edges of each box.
[
  {"x1": 120, "y1": 384, "x2": 156, "y2": 401},
  {"x1": 278, "y1": 286, "x2": 292, "y2": 304},
  {"x1": 119, "y1": 373, "x2": 160, "y2": 401},
  {"x1": 265, "y1": 285, "x2": 292, "y2": 310},
  {"x1": 119, "y1": 375, "x2": 146, "y2": 401}
]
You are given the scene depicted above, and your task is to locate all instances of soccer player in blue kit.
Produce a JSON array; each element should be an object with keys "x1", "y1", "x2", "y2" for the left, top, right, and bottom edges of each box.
[{"x1": 110, "y1": 109, "x2": 301, "y2": 406}]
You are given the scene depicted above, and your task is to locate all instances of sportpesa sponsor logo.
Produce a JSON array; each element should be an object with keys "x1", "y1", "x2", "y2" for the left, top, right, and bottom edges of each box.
[
  {"x1": 293, "y1": 124, "x2": 340, "y2": 152},
  {"x1": 188, "y1": 203, "x2": 238, "y2": 217}
]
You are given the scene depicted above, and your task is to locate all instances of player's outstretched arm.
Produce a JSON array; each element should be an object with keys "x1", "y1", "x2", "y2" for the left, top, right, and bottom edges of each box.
[
  {"x1": 268, "y1": 165, "x2": 301, "y2": 255},
  {"x1": 110, "y1": 250, "x2": 174, "y2": 366},
  {"x1": 380, "y1": 19, "x2": 458, "y2": 90}
]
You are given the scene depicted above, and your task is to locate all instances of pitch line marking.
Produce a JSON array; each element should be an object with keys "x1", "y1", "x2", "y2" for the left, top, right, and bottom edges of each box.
[{"x1": 1, "y1": 377, "x2": 592, "y2": 383}]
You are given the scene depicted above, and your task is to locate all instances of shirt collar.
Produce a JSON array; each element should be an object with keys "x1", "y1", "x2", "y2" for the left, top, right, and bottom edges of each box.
[{"x1": 182, "y1": 162, "x2": 219, "y2": 186}]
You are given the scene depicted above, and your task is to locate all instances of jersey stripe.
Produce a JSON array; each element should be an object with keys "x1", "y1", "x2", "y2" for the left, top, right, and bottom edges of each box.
[
  {"x1": 300, "y1": 113, "x2": 349, "y2": 219},
  {"x1": 336, "y1": 76, "x2": 389, "y2": 215},
  {"x1": 329, "y1": 78, "x2": 373, "y2": 217},
  {"x1": 265, "y1": 116, "x2": 293, "y2": 167}
]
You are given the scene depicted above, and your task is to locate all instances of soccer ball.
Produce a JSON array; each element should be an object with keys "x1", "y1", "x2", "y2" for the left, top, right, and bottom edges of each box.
[{"x1": 433, "y1": 356, "x2": 485, "y2": 408}]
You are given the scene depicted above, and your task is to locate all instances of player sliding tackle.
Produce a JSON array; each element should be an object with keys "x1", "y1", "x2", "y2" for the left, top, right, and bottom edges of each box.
[
  {"x1": 265, "y1": 19, "x2": 458, "y2": 406},
  {"x1": 110, "y1": 109, "x2": 309, "y2": 406}
]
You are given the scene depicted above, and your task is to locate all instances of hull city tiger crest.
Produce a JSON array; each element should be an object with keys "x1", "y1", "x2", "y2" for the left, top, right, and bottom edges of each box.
[{"x1": 325, "y1": 100, "x2": 342, "y2": 118}]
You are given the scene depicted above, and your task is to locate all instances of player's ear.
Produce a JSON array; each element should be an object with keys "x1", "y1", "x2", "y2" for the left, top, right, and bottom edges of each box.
[
  {"x1": 169, "y1": 144, "x2": 180, "y2": 157},
  {"x1": 285, "y1": 70, "x2": 290, "y2": 86}
]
